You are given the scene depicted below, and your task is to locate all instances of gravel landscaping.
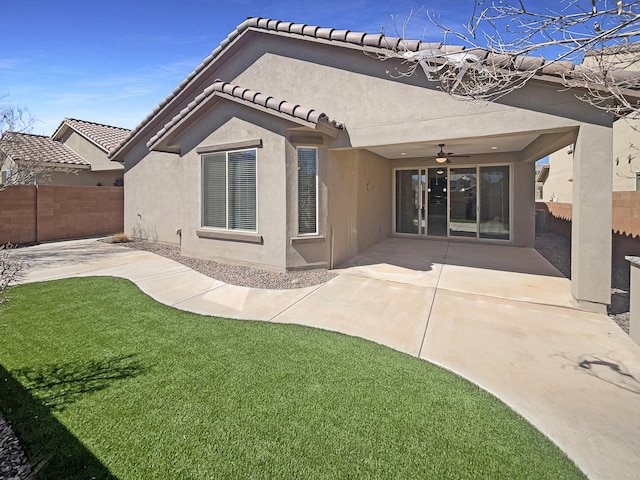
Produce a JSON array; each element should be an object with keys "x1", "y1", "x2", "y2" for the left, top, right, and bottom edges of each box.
[
  {"x1": 535, "y1": 232, "x2": 630, "y2": 334},
  {"x1": 0, "y1": 416, "x2": 32, "y2": 480},
  {"x1": 119, "y1": 240, "x2": 337, "y2": 289}
]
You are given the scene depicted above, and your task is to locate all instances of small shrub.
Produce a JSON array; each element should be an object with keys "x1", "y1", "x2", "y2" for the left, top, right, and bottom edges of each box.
[
  {"x1": 108, "y1": 233, "x2": 130, "y2": 244},
  {"x1": 0, "y1": 244, "x2": 23, "y2": 307}
]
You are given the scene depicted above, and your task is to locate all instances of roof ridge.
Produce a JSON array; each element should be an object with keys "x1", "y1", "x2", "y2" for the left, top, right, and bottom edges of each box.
[
  {"x1": 146, "y1": 79, "x2": 343, "y2": 149},
  {"x1": 1, "y1": 131, "x2": 49, "y2": 139},
  {"x1": 0, "y1": 130, "x2": 90, "y2": 167},
  {"x1": 63, "y1": 117, "x2": 130, "y2": 131}
]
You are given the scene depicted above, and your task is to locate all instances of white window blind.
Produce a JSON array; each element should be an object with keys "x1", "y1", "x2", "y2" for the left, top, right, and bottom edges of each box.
[
  {"x1": 298, "y1": 147, "x2": 317, "y2": 235},
  {"x1": 202, "y1": 149, "x2": 256, "y2": 231},
  {"x1": 228, "y1": 150, "x2": 256, "y2": 231}
]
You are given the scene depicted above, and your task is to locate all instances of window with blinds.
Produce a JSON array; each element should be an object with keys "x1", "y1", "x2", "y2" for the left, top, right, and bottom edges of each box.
[
  {"x1": 298, "y1": 147, "x2": 317, "y2": 235},
  {"x1": 202, "y1": 149, "x2": 257, "y2": 231}
]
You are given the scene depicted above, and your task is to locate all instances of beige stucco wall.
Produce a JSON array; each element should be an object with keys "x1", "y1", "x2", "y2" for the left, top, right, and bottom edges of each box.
[
  {"x1": 325, "y1": 149, "x2": 391, "y2": 267},
  {"x1": 124, "y1": 150, "x2": 181, "y2": 243},
  {"x1": 179, "y1": 105, "x2": 289, "y2": 271},
  {"x1": 613, "y1": 118, "x2": 639, "y2": 191},
  {"x1": 2, "y1": 156, "x2": 122, "y2": 187},
  {"x1": 285, "y1": 141, "x2": 330, "y2": 270},
  {"x1": 229, "y1": 35, "x2": 610, "y2": 146},
  {"x1": 543, "y1": 147, "x2": 574, "y2": 203},
  {"x1": 44, "y1": 169, "x2": 122, "y2": 187},
  {"x1": 543, "y1": 117, "x2": 639, "y2": 203}
]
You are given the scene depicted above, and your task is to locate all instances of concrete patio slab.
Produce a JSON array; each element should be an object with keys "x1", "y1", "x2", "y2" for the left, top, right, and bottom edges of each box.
[
  {"x1": 421, "y1": 288, "x2": 640, "y2": 480},
  {"x1": 443, "y1": 241, "x2": 566, "y2": 277},
  {"x1": 438, "y1": 264, "x2": 575, "y2": 307},
  {"x1": 335, "y1": 237, "x2": 447, "y2": 287},
  {"x1": 272, "y1": 274, "x2": 433, "y2": 356}
]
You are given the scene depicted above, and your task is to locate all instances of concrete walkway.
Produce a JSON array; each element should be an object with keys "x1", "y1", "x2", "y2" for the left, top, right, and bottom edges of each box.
[{"x1": 13, "y1": 237, "x2": 640, "y2": 480}]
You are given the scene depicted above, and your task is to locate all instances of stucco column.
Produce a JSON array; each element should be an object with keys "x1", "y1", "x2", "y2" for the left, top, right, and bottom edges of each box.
[{"x1": 571, "y1": 123, "x2": 612, "y2": 312}]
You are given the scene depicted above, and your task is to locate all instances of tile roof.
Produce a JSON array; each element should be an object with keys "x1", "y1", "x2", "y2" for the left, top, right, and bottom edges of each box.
[
  {"x1": 109, "y1": 16, "x2": 636, "y2": 159},
  {"x1": 55, "y1": 118, "x2": 130, "y2": 153},
  {"x1": 584, "y1": 41, "x2": 640, "y2": 57},
  {"x1": 147, "y1": 80, "x2": 343, "y2": 149},
  {"x1": 0, "y1": 132, "x2": 89, "y2": 167}
]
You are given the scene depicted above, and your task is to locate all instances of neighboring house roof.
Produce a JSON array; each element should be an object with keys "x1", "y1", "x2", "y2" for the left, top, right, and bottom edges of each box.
[
  {"x1": 110, "y1": 16, "x2": 640, "y2": 161},
  {"x1": 52, "y1": 118, "x2": 130, "y2": 153},
  {"x1": 147, "y1": 79, "x2": 344, "y2": 151},
  {"x1": 0, "y1": 132, "x2": 89, "y2": 168},
  {"x1": 583, "y1": 41, "x2": 640, "y2": 58}
]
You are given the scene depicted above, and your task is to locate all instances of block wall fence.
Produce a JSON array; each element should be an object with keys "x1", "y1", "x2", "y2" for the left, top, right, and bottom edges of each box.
[
  {"x1": 536, "y1": 191, "x2": 640, "y2": 265},
  {"x1": 0, "y1": 185, "x2": 123, "y2": 245}
]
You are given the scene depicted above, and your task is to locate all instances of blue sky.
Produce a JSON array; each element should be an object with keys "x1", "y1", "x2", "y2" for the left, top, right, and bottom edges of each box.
[{"x1": 1, "y1": 0, "x2": 477, "y2": 134}]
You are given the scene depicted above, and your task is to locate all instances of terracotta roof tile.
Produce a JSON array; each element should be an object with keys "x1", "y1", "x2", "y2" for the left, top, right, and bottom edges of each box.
[
  {"x1": 147, "y1": 80, "x2": 343, "y2": 149},
  {"x1": 0, "y1": 132, "x2": 89, "y2": 167},
  {"x1": 59, "y1": 118, "x2": 130, "y2": 152}
]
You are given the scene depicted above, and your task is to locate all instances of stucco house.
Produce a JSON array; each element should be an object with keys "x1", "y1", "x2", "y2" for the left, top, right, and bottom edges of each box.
[
  {"x1": 110, "y1": 17, "x2": 627, "y2": 312},
  {"x1": 0, "y1": 118, "x2": 128, "y2": 186},
  {"x1": 541, "y1": 43, "x2": 640, "y2": 203}
]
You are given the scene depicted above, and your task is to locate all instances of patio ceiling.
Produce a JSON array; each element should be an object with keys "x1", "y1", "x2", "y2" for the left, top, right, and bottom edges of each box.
[{"x1": 365, "y1": 132, "x2": 543, "y2": 160}]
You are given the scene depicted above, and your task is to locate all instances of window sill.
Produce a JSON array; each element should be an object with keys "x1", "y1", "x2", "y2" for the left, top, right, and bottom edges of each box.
[
  {"x1": 291, "y1": 235, "x2": 325, "y2": 245},
  {"x1": 197, "y1": 229, "x2": 263, "y2": 244}
]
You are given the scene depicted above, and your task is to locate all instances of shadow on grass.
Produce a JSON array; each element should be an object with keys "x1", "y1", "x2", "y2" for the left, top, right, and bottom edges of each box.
[
  {"x1": 1, "y1": 354, "x2": 148, "y2": 479},
  {"x1": 13, "y1": 354, "x2": 146, "y2": 412}
]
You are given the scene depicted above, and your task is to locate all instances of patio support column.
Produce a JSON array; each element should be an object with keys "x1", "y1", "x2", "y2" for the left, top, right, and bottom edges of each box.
[{"x1": 571, "y1": 123, "x2": 612, "y2": 312}]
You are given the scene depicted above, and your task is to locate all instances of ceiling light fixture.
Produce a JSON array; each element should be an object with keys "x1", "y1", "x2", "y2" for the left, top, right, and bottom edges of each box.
[{"x1": 436, "y1": 144, "x2": 448, "y2": 164}]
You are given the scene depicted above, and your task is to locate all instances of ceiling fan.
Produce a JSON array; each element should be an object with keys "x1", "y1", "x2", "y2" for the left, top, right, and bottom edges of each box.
[{"x1": 435, "y1": 143, "x2": 470, "y2": 164}]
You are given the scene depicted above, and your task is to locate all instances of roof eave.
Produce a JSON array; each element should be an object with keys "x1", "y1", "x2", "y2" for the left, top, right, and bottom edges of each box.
[{"x1": 147, "y1": 92, "x2": 342, "y2": 154}]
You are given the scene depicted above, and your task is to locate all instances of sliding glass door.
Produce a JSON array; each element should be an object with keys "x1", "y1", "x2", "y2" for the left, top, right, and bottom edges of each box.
[
  {"x1": 449, "y1": 168, "x2": 477, "y2": 238},
  {"x1": 427, "y1": 168, "x2": 447, "y2": 237},
  {"x1": 394, "y1": 165, "x2": 510, "y2": 240},
  {"x1": 479, "y1": 165, "x2": 510, "y2": 240},
  {"x1": 395, "y1": 169, "x2": 422, "y2": 234}
]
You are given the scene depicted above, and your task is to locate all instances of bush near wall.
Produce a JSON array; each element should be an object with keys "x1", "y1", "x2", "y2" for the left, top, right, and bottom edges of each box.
[{"x1": 0, "y1": 185, "x2": 123, "y2": 245}]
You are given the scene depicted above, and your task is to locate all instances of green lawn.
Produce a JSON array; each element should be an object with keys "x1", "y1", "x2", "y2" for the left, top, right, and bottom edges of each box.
[{"x1": 0, "y1": 277, "x2": 585, "y2": 479}]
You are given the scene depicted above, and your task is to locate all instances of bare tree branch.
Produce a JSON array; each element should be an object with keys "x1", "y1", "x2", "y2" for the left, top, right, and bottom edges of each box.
[
  {"x1": 371, "y1": 1, "x2": 640, "y2": 116},
  {"x1": 0, "y1": 244, "x2": 24, "y2": 308}
]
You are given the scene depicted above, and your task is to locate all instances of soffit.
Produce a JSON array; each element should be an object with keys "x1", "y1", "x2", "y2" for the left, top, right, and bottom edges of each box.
[{"x1": 366, "y1": 133, "x2": 541, "y2": 160}]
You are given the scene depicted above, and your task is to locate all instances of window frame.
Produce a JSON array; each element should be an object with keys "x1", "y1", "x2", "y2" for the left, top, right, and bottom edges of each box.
[
  {"x1": 201, "y1": 147, "x2": 258, "y2": 233},
  {"x1": 297, "y1": 146, "x2": 319, "y2": 235}
]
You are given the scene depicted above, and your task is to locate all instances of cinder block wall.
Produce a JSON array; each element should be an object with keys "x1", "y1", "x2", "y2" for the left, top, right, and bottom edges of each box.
[
  {"x1": 536, "y1": 192, "x2": 640, "y2": 266},
  {"x1": 613, "y1": 192, "x2": 640, "y2": 238},
  {"x1": 0, "y1": 185, "x2": 123, "y2": 244},
  {"x1": 0, "y1": 186, "x2": 37, "y2": 244}
]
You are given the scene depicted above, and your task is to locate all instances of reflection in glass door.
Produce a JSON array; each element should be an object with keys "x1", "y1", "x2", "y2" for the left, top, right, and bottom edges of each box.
[
  {"x1": 396, "y1": 169, "x2": 418, "y2": 234},
  {"x1": 427, "y1": 168, "x2": 447, "y2": 236},
  {"x1": 395, "y1": 169, "x2": 427, "y2": 235},
  {"x1": 479, "y1": 165, "x2": 510, "y2": 239},
  {"x1": 449, "y1": 168, "x2": 477, "y2": 237}
]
